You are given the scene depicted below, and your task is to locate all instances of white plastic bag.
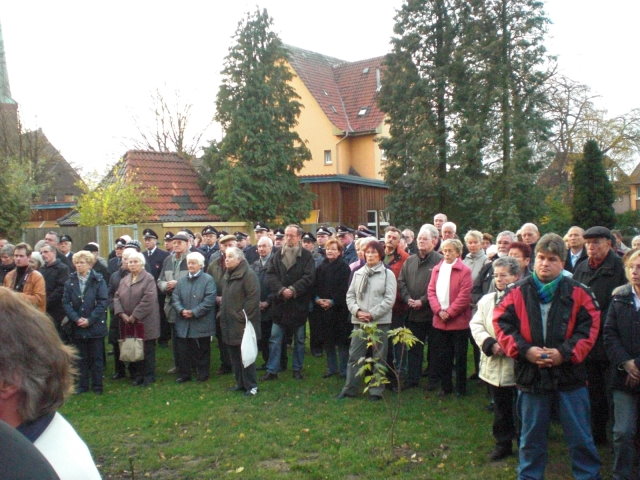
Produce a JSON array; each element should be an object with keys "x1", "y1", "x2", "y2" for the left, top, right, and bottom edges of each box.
[{"x1": 241, "y1": 309, "x2": 258, "y2": 368}]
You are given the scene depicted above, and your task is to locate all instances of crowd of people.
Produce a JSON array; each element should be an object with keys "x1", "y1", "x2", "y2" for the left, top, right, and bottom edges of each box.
[{"x1": 2, "y1": 215, "x2": 640, "y2": 479}]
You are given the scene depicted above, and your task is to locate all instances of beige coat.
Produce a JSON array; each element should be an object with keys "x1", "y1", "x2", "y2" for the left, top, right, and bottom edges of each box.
[{"x1": 469, "y1": 291, "x2": 515, "y2": 387}]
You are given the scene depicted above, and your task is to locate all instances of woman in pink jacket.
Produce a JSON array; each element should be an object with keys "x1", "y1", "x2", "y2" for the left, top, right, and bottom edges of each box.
[{"x1": 427, "y1": 238, "x2": 473, "y2": 397}]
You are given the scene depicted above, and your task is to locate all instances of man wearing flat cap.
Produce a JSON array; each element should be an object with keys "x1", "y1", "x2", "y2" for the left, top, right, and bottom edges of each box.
[
  {"x1": 336, "y1": 225, "x2": 357, "y2": 266},
  {"x1": 573, "y1": 225, "x2": 626, "y2": 445},
  {"x1": 143, "y1": 228, "x2": 170, "y2": 346}
]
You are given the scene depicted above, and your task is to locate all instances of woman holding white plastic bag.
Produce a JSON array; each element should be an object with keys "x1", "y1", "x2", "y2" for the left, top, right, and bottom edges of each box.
[{"x1": 219, "y1": 247, "x2": 261, "y2": 396}]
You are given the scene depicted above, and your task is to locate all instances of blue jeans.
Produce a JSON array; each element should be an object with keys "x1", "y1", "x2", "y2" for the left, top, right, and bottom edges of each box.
[
  {"x1": 612, "y1": 389, "x2": 639, "y2": 480},
  {"x1": 517, "y1": 388, "x2": 601, "y2": 480},
  {"x1": 266, "y1": 323, "x2": 305, "y2": 373}
]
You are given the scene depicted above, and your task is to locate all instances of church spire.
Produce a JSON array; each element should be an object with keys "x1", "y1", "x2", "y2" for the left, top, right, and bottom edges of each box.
[{"x1": 0, "y1": 22, "x2": 16, "y2": 105}]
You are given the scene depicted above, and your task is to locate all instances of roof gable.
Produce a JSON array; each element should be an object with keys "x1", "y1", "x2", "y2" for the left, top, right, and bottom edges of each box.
[
  {"x1": 120, "y1": 150, "x2": 217, "y2": 222},
  {"x1": 285, "y1": 45, "x2": 385, "y2": 134}
]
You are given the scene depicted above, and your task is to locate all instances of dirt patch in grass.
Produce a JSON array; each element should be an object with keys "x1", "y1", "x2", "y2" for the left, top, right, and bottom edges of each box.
[{"x1": 257, "y1": 458, "x2": 290, "y2": 472}]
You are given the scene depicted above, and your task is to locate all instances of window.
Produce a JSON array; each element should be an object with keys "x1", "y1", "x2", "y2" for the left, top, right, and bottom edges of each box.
[
  {"x1": 357, "y1": 107, "x2": 368, "y2": 116},
  {"x1": 330, "y1": 105, "x2": 337, "y2": 113},
  {"x1": 324, "y1": 150, "x2": 332, "y2": 165}
]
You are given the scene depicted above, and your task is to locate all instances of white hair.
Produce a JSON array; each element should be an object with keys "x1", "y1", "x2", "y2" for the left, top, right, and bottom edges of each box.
[{"x1": 186, "y1": 251, "x2": 205, "y2": 267}]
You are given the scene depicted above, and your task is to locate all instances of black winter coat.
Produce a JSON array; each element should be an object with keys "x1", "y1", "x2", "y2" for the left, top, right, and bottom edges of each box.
[
  {"x1": 40, "y1": 260, "x2": 69, "y2": 321},
  {"x1": 63, "y1": 270, "x2": 109, "y2": 339},
  {"x1": 573, "y1": 249, "x2": 626, "y2": 361},
  {"x1": 266, "y1": 246, "x2": 315, "y2": 328},
  {"x1": 312, "y1": 257, "x2": 351, "y2": 344},
  {"x1": 219, "y1": 261, "x2": 260, "y2": 346},
  {"x1": 604, "y1": 284, "x2": 640, "y2": 393},
  {"x1": 251, "y1": 257, "x2": 275, "y2": 323}
]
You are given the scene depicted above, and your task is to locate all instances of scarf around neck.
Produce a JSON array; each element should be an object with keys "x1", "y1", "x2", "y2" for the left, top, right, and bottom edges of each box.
[
  {"x1": 532, "y1": 271, "x2": 562, "y2": 304},
  {"x1": 357, "y1": 263, "x2": 382, "y2": 301}
]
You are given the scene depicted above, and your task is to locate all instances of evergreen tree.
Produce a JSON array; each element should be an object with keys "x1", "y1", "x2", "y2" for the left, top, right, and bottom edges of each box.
[
  {"x1": 572, "y1": 140, "x2": 616, "y2": 228},
  {"x1": 379, "y1": 0, "x2": 550, "y2": 232},
  {"x1": 203, "y1": 9, "x2": 313, "y2": 224}
]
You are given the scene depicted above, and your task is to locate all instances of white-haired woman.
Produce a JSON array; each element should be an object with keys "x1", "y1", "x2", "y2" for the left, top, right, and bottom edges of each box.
[
  {"x1": 172, "y1": 251, "x2": 217, "y2": 383},
  {"x1": 113, "y1": 251, "x2": 160, "y2": 386},
  {"x1": 219, "y1": 247, "x2": 260, "y2": 395},
  {"x1": 63, "y1": 250, "x2": 109, "y2": 394}
]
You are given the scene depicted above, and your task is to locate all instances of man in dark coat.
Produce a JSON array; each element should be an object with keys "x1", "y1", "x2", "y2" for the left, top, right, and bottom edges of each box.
[
  {"x1": 573, "y1": 225, "x2": 627, "y2": 445},
  {"x1": 262, "y1": 225, "x2": 315, "y2": 380},
  {"x1": 252, "y1": 236, "x2": 275, "y2": 368},
  {"x1": 336, "y1": 225, "x2": 358, "y2": 266},
  {"x1": 199, "y1": 225, "x2": 219, "y2": 269},
  {"x1": 398, "y1": 225, "x2": 442, "y2": 389},
  {"x1": 143, "y1": 228, "x2": 170, "y2": 346},
  {"x1": 564, "y1": 226, "x2": 588, "y2": 274},
  {"x1": 39, "y1": 244, "x2": 70, "y2": 339}
]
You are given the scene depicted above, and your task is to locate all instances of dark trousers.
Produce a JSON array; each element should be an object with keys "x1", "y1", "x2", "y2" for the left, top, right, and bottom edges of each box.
[
  {"x1": 489, "y1": 384, "x2": 517, "y2": 448},
  {"x1": 215, "y1": 321, "x2": 232, "y2": 372},
  {"x1": 259, "y1": 319, "x2": 272, "y2": 364},
  {"x1": 175, "y1": 336, "x2": 211, "y2": 380},
  {"x1": 432, "y1": 328, "x2": 468, "y2": 395},
  {"x1": 406, "y1": 320, "x2": 432, "y2": 386},
  {"x1": 308, "y1": 309, "x2": 323, "y2": 355},
  {"x1": 74, "y1": 337, "x2": 105, "y2": 393},
  {"x1": 226, "y1": 344, "x2": 257, "y2": 391},
  {"x1": 586, "y1": 358, "x2": 610, "y2": 443},
  {"x1": 131, "y1": 340, "x2": 156, "y2": 384},
  {"x1": 469, "y1": 330, "x2": 481, "y2": 375},
  {"x1": 158, "y1": 293, "x2": 171, "y2": 344}
]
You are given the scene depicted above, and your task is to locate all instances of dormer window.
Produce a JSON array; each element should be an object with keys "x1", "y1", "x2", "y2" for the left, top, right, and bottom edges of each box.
[
  {"x1": 330, "y1": 105, "x2": 337, "y2": 113},
  {"x1": 323, "y1": 89, "x2": 329, "y2": 96},
  {"x1": 357, "y1": 107, "x2": 368, "y2": 117},
  {"x1": 362, "y1": 67, "x2": 369, "y2": 74}
]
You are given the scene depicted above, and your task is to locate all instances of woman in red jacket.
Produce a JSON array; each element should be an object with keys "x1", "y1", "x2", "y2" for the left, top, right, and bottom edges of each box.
[{"x1": 427, "y1": 238, "x2": 473, "y2": 396}]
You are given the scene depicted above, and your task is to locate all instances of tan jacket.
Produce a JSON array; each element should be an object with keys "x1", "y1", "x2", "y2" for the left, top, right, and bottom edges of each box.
[
  {"x1": 3, "y1": 267, "x2": 46, "y2": 312},
  {"x1": 469, "y1": 292, "x2": 515, "y2": 387}
]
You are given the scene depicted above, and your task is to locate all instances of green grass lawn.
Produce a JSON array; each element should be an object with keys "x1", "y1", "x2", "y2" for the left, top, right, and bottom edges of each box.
[{"x1": 62, "y1": 343, "x2": 613, "y2": 479}]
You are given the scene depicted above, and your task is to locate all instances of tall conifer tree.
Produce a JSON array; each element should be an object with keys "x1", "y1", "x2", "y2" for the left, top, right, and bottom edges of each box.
[
  {"x1": 202, "y1": 9, "x2": 313, "y2": 224},
  {"x1": 572, "y1": 140, "x2": 616, "y2": 228}
]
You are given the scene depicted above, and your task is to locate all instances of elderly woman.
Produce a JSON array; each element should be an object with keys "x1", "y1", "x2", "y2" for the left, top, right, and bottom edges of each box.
[
  {"x1": 113, "y1": 251, "x2": 160, "y2": 387},
  {"x1": 337, "y1": 240, "x2": 397, "y2": 400},
  {"x1": 313, "y1": 238, "x2": 351, "y2": 378},
  {"x1": 463, "y1": 230, "x2": 487, "y2": 282},
  {"x1": 428, "y1": 238, "x2": 473, "y2": 397},
  {"x1": 470, "y1": 256, "x2": 521, "y2": 461},
  {"x1": 63, "y1": 250, "x2": 109, "y2": 394},
  {"x1": 604, "y1": 249, "x2": 640, "y2": 479},
  {"x1": 172, "y1": 251, "x2": 216, "y2": 383},
  {"x1": 219, "y1": 247, "x2": 260, "y2": 395},
  {"x1": 631, "y1": 235, "x2": 640, "y2": 250}
]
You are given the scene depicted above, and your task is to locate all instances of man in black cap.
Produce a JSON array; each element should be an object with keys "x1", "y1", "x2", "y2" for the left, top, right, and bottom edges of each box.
[
  {"x1": 107, "y1": 238, "x2": 128, "y2": 276},
  {"x1": 58, "y1": 234, "x2": 74, "y2": 270},
  {"x1": 163, "y1": 232, "x2": 174, "y2": 252},
  {"x1": 143, "y1": 228, "x2": 170, "y2": 346},
  {"x1": 43, "y1": 231, "x2": 72, "y2": 270},
  {"x1": 314, "y1": 226, "x2": 331, "y2": 258},
  {"x1": 573, "y1": 226, "x2": 626, "y2": 445},
  {"x1": 273, "y1": 228, "x2": 285, "y2": 248},
  {"x1": 245, "y1": 223, "x2": 269, "y2": 265},
  {"x1": 199, "y1": 226, "x2": 219, "y2": 268},
  {"x1": 336, "y1": 225, "x2": 357, "y2": 266}
]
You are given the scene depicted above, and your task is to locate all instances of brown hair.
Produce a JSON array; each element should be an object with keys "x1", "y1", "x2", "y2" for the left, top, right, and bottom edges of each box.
[
  {"x1": 0, "y1": 288, "x2": 76, "y2": 422},
  {"x1": 325, "y1": 238, "x2": 343, "y2": 253}
]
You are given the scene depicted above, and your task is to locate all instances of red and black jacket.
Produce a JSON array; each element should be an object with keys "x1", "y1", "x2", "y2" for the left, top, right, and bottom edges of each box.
[{"x1": 493, "y1": 275, "x2": 600, "y2": 393}]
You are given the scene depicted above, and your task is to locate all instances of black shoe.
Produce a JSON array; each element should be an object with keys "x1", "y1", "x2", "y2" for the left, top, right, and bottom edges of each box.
[
  {"x1": 228, "y1": 385, "x2": 244, "y2": 392},
  {"x1": 368, "y1": 395, "x2": 383, "y2": 402},
  {"x1": 425, "y1": 382, "x2": 439, "y2": 392},
  {"x1": 142, "y1": 379, "x2": 155, "y2": 387},
  {"x1": 175, "y1": 377, "x2": 191, "y2": 383},
  {"x1": 131, "y1": 378, "x2": 144, "y2": 386},
  {"x1": 312, "y1": 351, "x2": 323, "y2": 358},
  {"x1": 468, "y1": 372, "x2": 479, "y2": 380},
  {"x1": 196, "y1": 376, "x2": 209, "y2": 382},
  {"x1": 322, "y1": 372, "x2": 336, "y2": 378},
  {"x1": 336, "y1": 392, "x2": 356, "y2": 399},
  {"x1": 261, "y1": 372, "x2": 278, "y2": 381},
  {"x1": 245, "y1": 387, "x2": 258, "y2": 397},
  {"x1": 256, "y1": 364, "x2": 267, "y2": 371},
  {"x1": 489, "y1": 445, "x2": 513, "y2": 461},
  {"x1": 93, "y1": 390, "x2": 103, "y2": 395},
  {"x1": 216, "y1": 367, "x2": 232, "y2": 375},
  {"x1": 437, "y1": 390, "x2": 451, "y2": 398},
  {"x1": 293, "y1": 370, "x2": 303, "y2": 380},
  {"x1": 111, "y1": 373, "x2": 126, "y2": 380}
]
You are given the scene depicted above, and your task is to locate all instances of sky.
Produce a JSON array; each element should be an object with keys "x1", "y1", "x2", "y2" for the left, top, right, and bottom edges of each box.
[{"x1": 2, "y1": 0, "x2": 639, "y2": 179}]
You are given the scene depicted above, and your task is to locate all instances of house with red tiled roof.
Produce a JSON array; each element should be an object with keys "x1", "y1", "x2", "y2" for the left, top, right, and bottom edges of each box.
[
  {"x1": 285, "y1": 45, "x2": 389, "y2": 229},
  {"x1": 109, "y1": 150, "x2": 218, "y2": 222}
]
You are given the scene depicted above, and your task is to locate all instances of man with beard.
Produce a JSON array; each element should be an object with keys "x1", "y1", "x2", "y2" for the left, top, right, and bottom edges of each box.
[
  {"x1": 573, "y1": 226, "x2": 626, "y2": 445},
  {"x1": 262, "y1": 225, "x2": 315, "y2": 381},
  {"x1": 39, "y1": 244, "x2": 70, "y2": 340}
]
